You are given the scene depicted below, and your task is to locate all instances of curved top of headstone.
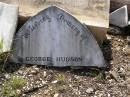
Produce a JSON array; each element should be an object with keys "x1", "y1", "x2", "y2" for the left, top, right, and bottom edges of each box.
[{"x1": 11, "y1": 6, "x2": 106, "y2": 68}]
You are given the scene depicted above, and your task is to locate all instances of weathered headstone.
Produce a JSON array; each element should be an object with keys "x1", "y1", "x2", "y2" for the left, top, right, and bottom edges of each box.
[
  {"x1": 11, "y1": 6, "x2": 106, "y2": 68},
  {"x1": 0, "y1": 0, "x2": 110, "y2": 44},
  {"x1": 0, "y1": 2, "x2": 18, "y2": 53},
  {"x1": 110, "y1": 0, "x2": 130, "y2": 15},
  {"x1": 110, "y1": 5, "x2": 129, "y2": 27}
]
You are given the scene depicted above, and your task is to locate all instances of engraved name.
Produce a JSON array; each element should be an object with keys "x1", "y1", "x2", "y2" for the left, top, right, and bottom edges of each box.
[
  {"x1": 57, "y1": 13, "x2": 80, "y2": 36},
  {"x1": 28, "y1": 15, "x2": 51, "y2": 32}
]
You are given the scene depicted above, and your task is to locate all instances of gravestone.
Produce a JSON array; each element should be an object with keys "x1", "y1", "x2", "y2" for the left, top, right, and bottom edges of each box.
[
  {"x1": 0, "y1": 0, "x2": 110, "y2": 44},
  {"x1": 11, "y1": 6, "x2": 106, "y2": 67},
  {"x1": 0, "y1": 2, "x2": 18, "y2": 53},
  {"x1": 111, "y1": 0, "x2": 130, "y2": 14},
  {"x1": 110, "y1": 5, "x2": 129, "y2": 27}
]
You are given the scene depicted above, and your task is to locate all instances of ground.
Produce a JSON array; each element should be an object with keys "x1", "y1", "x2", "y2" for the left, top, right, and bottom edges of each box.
[{"x1": 0, "y1": 26, "x2": 130, "y2": 97}]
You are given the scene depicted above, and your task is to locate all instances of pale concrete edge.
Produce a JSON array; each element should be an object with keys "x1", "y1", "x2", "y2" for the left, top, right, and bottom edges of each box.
[
  {"x1": 0, "y1": 1, "x2": 19, "y2": 8},
  {"x1": 10, "y1": 7, "x2": 19, "y2": 52},
  {"x1": 108, "y1": 0, "x2": 110, "y2": 28},
  {"x1": 0, "y1": 2, "x2": 19, "y2": 53}
]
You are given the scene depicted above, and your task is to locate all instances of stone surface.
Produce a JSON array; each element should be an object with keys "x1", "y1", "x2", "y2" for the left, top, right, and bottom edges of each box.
[
  {"x1": 11, "y1": 6, "x2": 106, "y2": 67},
  {"x1": 110, "y1": 5, "x2": 128, "y2": 27},
  {"x1": 53, "y1": 93, "x2": 59, "y2": 97},
  {"x1": 0, "y1": 2, "x2": 18, "y2": 52},
  {"x1": 87, "y1": 25, "x2": 107, "y2": 44},
  {"x1": 86, "y1": 88, "x2": 94, "y2": 94}
]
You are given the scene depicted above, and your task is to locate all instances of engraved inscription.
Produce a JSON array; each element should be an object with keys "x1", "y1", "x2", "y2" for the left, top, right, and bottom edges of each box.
[
  {"x1": 17, "y1": 15, "x2": 51, "y2": 39},
  {"x1": 57, "y1": 14, "x2": 80, "y2": 35},
  {"x1": 28, "y1": 15, "x2": 51, "y2": 32},
  {"x1": 57, "y1": 13, "x2": 88, "y2": 40}
]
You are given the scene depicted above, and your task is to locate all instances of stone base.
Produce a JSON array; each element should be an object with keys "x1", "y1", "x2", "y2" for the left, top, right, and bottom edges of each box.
[
  {"x1": 18, "y1": 15, "x2": 30, "y2": 30},
  {"x1": 85, "y1": 25, "x2": 107, "y2": 44}
]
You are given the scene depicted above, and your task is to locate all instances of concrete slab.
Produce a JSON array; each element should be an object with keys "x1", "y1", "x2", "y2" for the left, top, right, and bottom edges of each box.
[{"x1": 0, "y1": 2, "x2": 18, "y2": 53}]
